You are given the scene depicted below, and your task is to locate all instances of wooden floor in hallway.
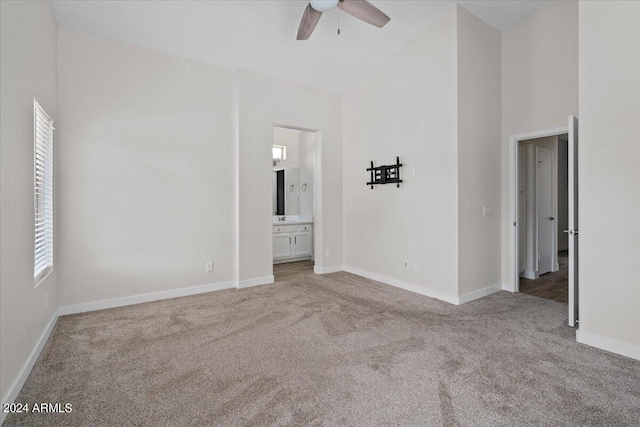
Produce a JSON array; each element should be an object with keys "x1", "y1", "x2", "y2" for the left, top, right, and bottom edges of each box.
[
  {"x1": 274, "y1": 260, "x2": 315, "y2": 282},
  {"x1": 520, "y1": 250, "x2": 569, "y2": 303}
]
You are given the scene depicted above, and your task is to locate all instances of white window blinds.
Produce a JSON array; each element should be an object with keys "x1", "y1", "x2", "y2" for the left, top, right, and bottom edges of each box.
[{"x1": 34, "y1": 100, "x2": 54, "y2": 282}]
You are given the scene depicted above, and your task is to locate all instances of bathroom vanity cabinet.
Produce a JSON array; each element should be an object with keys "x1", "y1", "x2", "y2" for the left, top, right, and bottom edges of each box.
[{"x1": 273, "y1": 223, "x2": 312, "y2": 263}]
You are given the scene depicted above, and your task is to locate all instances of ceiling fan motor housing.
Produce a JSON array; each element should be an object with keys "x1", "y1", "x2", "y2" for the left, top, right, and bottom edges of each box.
[{"x1": 310, "y1": 0, "x2": 340, "y2": 12}]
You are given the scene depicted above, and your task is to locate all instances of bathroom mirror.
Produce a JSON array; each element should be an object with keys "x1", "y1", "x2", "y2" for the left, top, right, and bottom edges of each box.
[
  {"x1": 273, "y1": 167, "x2": 299, "y2": 215},
  {"x1": 272, "y1": 127, "x2": 315, "y2": 218}
]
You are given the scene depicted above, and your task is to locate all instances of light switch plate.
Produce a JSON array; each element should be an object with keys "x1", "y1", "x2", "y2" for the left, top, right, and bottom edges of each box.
[{"x1": 483, "y1": 206, "x2": 492, "y2": 216}]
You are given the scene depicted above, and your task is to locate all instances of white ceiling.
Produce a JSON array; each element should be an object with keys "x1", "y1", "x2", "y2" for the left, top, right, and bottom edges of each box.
[{"x1": 52, "y1": 0, "x2": 547, "y2": 93}]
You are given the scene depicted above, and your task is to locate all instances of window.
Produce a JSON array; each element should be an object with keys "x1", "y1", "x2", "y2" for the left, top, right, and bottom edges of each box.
[
  {"x1": 272, "y1": 145, "x2": 286, "y2": 160},
  {"x1": 34, "y1": 100, "x2": 54, "y2": 284}
]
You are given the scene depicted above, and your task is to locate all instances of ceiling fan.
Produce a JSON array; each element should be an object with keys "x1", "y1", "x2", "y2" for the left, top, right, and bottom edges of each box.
[{"x1": 297, "y1": 0, "x2": 390, "y2": 40}]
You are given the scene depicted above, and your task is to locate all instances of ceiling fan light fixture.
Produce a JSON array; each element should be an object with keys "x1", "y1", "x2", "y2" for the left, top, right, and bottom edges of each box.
[
  {"x1": 310, "y1": 0, "x2": 339, "y2": 12},
  {"x1": 298, "y1": 0, "x2": 390, "y2": 40}
]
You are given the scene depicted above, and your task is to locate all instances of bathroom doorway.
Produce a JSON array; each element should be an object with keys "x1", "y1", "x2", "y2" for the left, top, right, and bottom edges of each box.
[{"x1": 271, "y1": 126, "x2": 317, "y2": 282}]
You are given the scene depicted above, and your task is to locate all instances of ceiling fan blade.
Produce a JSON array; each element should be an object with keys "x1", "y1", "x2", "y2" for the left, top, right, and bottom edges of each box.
[
  {"x1": 297, "y1": 4, "x2": 323, "y2": 40},
  {"x1": 337, "y1": 0, "x2": 390, "y2": 28}
]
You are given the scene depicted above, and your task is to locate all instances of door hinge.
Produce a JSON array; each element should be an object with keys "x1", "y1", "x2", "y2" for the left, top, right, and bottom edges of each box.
[{"x1": 514, "y1": 222, "x2": 516, "y2": 227}]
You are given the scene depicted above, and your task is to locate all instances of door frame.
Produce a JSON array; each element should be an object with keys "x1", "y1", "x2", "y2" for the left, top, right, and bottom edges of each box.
[
  {"x1": 270, "y1": 124, "x2": 322, "y2": 273},
  {"x1": 508, "y1": 125, "x2": 568, "y2": 293}
]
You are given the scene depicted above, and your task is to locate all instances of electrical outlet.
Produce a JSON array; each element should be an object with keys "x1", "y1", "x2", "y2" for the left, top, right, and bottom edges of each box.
[
  {"x1": 403, "y1": 261, "x2": 409, "y2": 269},
  {"x1": 483, "y1": 205, "x2": 492, "y2": 216},
  {"x1": 414, "y1": 262, "x2": 420, "y2": 272},
  {"x1": 325, "y1": 249, "x2": 331, "y2": 258},
  {"x1": 206, "y1": 261, "x2": 214, "y2": 272}
]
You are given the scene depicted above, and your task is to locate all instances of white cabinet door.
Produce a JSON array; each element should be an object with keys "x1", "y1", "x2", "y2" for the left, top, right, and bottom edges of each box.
[
  {"x1": 292, "y1": 232, "x2": 312, "y2": 257},
  {"x1": 273, "y1": 234, "x2": 292, "y2": 259}
]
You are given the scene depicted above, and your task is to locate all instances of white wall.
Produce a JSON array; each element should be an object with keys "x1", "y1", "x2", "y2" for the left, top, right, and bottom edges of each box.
[
  {"x1": 578, "y1": 0, "x2": 640, "y2": 352},
  {"x1": 57, "y1": 28, "x2": 237, "y2": 306},
  {"x1": 343, "y1": 5, "x2": 459, "y2": 299},
  {"x1": 0, "y1": 0, "x2": 59, "y2": 408},
  {"x1": 456, "y1": 6, "x2": 502, "y2": 297},
  {"x1": 501, "y1": 0, "x2": 578, "y2": 284},
  {"x1": 298, "y1": 131, "x2": 315, "y2": 217},
  {"x1": 238, "y1": 69, "x2": 342, "y2": 281},
  {"x1": 343, "y1": 5, "x2": 502, "y2": 301}
]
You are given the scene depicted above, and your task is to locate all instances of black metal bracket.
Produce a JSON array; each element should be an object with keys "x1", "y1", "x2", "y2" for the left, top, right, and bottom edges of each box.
[{"x1": 366, "y1": 156, "x2": 403, "y2": 189}]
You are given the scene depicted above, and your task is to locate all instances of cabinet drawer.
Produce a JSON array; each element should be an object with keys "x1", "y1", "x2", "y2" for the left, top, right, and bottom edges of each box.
[
  {"x1": 285, "y1": 225, "x2": 298, "y2": 232},
  {"x1": 273, "y1": 226, "x2": 286, "y2": 233},
  {"x1": 298, "y1": 224, "x2": 312, "y2": 232}
]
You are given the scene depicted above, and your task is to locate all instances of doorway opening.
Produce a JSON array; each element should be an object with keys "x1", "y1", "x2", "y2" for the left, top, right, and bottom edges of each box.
[
  {"x1": 271, "y1": 125, "x2": 317, "y2": 282},
  {"x1": 509, "y1": 117, "x2": 579, "y2": 326},
  {"x1": 517, "y1": 134, "x2": 569, "y2": 303}
]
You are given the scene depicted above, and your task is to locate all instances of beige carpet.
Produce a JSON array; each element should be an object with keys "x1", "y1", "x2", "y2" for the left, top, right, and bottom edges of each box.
[{"x1": 5, "y1": 272, "x2": 640, "y2": 426}]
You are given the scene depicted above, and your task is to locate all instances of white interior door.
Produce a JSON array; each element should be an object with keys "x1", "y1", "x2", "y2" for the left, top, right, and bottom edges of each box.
[
  {"x1": 567, "y1": 116, "x2": 579, "y2": 327},
  {"x1": 518, "y1": 144, "x2": 527, "y2": 274},
  {"x1": 536, "y1": 147, "x2": 555, "y2": 275}
]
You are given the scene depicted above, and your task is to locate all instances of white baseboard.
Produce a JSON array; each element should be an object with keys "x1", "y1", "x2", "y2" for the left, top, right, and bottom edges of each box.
[
  {"x1": 520, "y1": 270, "x2": 537, "y2": 280},
  {"x1": 576, "y1": 329, "x2": 640, "y2": 361},
  {"x1": 343, "y1": 266, "x2": 500, "y2": 305},
  {"x1": 343, "y1": 266, "x2": 459, "y2": 305},
  {"x1": 238, "y1": 275, "x2": 274, "y2": 289},
  {"x1": 58, "y1": 280, "x2": 236, "y2": 316},
  {"x1": 313, "y1": 265, "x2": 343, "y2": 274},
  {"x1": 457, "y1": 284, "x2": 502, "y2": 304},
  {"x1": 502, "y1": 283, "x2": 516, "y2": 292},
  {"x1": 1, "y1": 313, "x2": 58, "y2": 425}
]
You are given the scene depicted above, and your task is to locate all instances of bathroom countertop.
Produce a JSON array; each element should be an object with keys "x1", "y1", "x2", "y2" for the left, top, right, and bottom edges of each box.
[{"x1": 272, "y1": 216, "x2": 313, "y2": 225}]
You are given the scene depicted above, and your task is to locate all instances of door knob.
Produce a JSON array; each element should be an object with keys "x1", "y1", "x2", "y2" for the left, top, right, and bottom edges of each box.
[{"x1": 548, "y1": 216, "x2": 555, "y2": 220}]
